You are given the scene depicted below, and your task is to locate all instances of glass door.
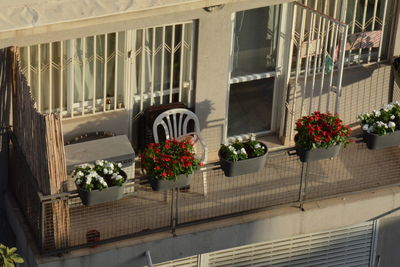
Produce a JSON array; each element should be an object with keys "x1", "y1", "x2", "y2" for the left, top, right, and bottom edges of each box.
[{"x1": 227, "y1": 5, "x2": 281, "y2": 137}]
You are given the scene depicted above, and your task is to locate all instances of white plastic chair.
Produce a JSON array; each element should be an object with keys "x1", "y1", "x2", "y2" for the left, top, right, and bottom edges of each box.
[{"x1": 153, "y1": 108, "x2": 208, "y2": 195}]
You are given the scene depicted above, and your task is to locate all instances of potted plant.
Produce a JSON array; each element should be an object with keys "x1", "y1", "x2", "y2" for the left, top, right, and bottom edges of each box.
[
  {"x1": 0, "y1": 244, "x2": 24, "y2": 267},
  {"x1": 218, "y1": 134, "x2": 268, "y2": 177},
  {"x1": 295, "y1": 111, "x2": 352, "y2": 162},
  {"x1": 140, "y1": 139, "x2": 203, "y2": 191},
  {"x1": 73, "y1": 160, "x2": 127, "y2": 206},
  {"x1": 359, "y1": 102, "x2": 400, "y2": 149}
]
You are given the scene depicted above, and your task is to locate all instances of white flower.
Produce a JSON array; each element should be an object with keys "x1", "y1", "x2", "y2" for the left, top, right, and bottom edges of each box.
[
  {"x1": 362, "y1": 124, "x2": 369, "y2": 131},
  {"x1": 228, "y1": 145, "x2": 235, "y2": 152},
  {"x1": 103, "y1": 168, "x2": 109, "y2": 174},
  {"x1": 250, "y1": 133, "x2": 256, "y2": 141},
  {"x1": 85, "y1": 177, "x2": 92, "y2": 185},
  {"x1": 117, "y1": 163, "x2": 122, "y2": 168},
  {"x1": 111, "y1": 173, "x2": 118, "y2": 179},
  {"x1": 255, "y1": 143, "x2": 261, "y2": 149},
  {"x1": 367, "y1": 126, "x2": 374, "y2": 133},
  {"x1": 238, "y1": 148, "x2": 247, "y2": 154},
  {"x1": 106, "y1": 163, "x2": 114, "y2": 169},
  {"x1": 235, "y1": 136, "x2": 243, "y2": 143},
  {"x1": 75, "y1": 178, "x2": 82, "y2": 185},
  {"x1": 374, "y1": 110, "x2": 381, "y2": 117},
  {"x1": 391, "y1": 115, "x2": 396, "y2": 120},
  {"x1": 76, "y1": 171, "x2": 84, "y2": 177},
  {"x1": 116, "y1": 175, "x2": 123, "y2": 180},
  {"x1": 242, "y1": 134, "x2": 250, "y2": 141},
  {"x1": 383, "y1": 104, "x2": 394, "y2": 111},
  {"x1": 389, "y1": 121, "x2": 396, "y2": 128},
  {"x1": 95, "y1": 160, "x2": 104, "y2": 166},
  {"x1": 232, "y1": 150, "x2": 237, "y2": 155},
  {"x1": 227, "y1": 137, "x2": 236, "y2": 143}
]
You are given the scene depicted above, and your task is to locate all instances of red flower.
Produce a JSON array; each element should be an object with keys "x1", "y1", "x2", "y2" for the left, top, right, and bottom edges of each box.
[{"x1": 161, "y1": 172, "x2": 167, "y2": 177}]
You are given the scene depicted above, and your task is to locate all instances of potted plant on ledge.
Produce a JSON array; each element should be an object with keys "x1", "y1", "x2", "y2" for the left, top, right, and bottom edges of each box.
[
  {"x1": 359, "y1": 102, "x2": 400, "y2": 149},
  {"x1": 73, "y1": 160, "x2": 127, "y2": 206},
  {"x1": 218, "y1": 134, "x2": 268, "y2": 177},
  {"x1": 295, "y1": 111, "x2": 352, "y2": 162},
  {"x1": 141, "y1": 139, "x2": 203, "y2": 191}
]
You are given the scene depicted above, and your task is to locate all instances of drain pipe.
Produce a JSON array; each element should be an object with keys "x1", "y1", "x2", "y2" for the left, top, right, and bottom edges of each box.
[{"x1": 145, "y1": 250, "x2": 153, "y2": 267}]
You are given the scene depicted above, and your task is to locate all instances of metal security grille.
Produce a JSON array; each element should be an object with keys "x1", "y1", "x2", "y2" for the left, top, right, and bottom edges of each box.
[
  {"x1": 285, "y1": 2, "x2": 348, "y2": 141},
  {"x1": 204, "y1": 222, "x2": 375, "y2": 267},
  {"x1": 18, "y1": 22, "x2": 195, "y2": 119},
  {"x1": 300, "y1": 0, "x2": 396, "y2": 66},
  {"x1": 154, "y1": 222, "x2": 375, "y2": 267}
]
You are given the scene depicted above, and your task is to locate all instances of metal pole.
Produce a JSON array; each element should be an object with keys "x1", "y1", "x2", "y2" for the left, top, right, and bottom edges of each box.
[{"x1": 145, "y1": 250, "x2": 154, "y2": 267}]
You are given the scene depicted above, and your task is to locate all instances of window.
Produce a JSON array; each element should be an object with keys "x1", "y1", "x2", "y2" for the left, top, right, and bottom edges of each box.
[
  {"x1": 19, "y1": 22, "x2": 195, "y2": 119},
  {"x1": 300, "y1": 0, "x2": 396, "y2": 65}
]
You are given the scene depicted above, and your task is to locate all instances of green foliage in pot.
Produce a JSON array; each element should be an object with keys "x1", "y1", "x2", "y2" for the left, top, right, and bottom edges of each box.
[
  {"x1": 219, "y1": 134, "x2": 266, "y2": 161},
  {"x1": 295, "y1": 111, "x2": 352, "y2": 150},
  {"x1": 73, "y1": 160, "x2": 126, "y2": 192},
  {"x1": 359, "y1": 102, "x2": 400, "y2": 136},
  {"x1": 0, "y1": 244, "x2": 24, "y2": 267},
  {"x1": 140, "y1": 139, "x2": 203, "y2": 181}
]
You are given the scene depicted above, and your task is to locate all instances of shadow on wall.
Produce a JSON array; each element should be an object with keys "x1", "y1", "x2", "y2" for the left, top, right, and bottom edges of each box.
[
  {"x1": 291, "y1": 63, "x2": 392, "y2": 126},
  {"x1": 62, "y1": 110, "x2": 130, "y2": 143}
]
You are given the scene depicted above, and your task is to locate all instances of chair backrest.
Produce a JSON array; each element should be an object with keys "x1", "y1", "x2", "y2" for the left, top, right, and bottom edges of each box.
[{"x1": 152, "y1": 108, "x2": 201, "y2": 143}]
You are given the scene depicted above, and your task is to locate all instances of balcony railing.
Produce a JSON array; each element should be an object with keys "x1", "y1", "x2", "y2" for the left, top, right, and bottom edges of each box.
[{"x1": 8, "y1": 132, "x2": 400, "y2": 254}]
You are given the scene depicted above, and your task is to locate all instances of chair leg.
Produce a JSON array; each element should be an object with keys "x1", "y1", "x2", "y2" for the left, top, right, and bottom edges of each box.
[{"x1": 202, "y1": 170, "x2": 207, "y2": 197}]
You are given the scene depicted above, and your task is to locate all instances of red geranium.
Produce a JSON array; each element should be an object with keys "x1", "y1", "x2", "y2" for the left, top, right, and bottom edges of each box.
[
  {"x1": 141, "y1": 139, "x2": 201, "y2": 181},
  {"x1": 295, "y1": 111, "x2": 352, "y2": 150}
]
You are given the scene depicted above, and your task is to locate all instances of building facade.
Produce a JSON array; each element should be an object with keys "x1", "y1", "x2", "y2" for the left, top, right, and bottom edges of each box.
[{"x1": 1, "y1": 0, "x2": 400, "y2": 266}]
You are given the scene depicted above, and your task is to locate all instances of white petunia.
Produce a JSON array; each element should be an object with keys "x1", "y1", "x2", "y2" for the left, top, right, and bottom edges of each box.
[
  {"x1": 233, "y1": 150, "x2": 238, "y2": 155},
  {"x1": 374, "y1": 110, "x2": 381, "y2": 117},
  {"x1": 235, "y1": 136, "x2": 243, "y2": 143},
  {"x1": 85, "y1": 177, "x2": 92, "y2": 185},
  {"x1": 391, "y1": 115, "x2": 396, "y2": 120},
  {"x1": 250, "y1": 133, "x2": 256, "y2": 141},
  {"x1": 116, "y1": 175, "x2": 123, "y2": 180},
  {"x1": 227, "y1": 137, "x2": 236, "y2": 144},
  {"x1": 389, "y1": 121, "x2": 396, "y2": 128},
  {"x1": 239, "y1": 148, "x2": 247, "y2": 154},
  {"x1": 243, "y1": 134, "x2": 250, "y2": 141},
  {"x1": 95, "y1": 160, "x2": 104, "y2": 166},
  {"x1": 228, "y1": 145, "x2": 235, "y2": 152},
  {"x1": 106, "y1": 163, "x2": 114, "y2": 169},
  {"x1": 362, "y1": 124, "x2": 369, "y2": 131},
  {"x1": 103, "y1": 168, "x2": 109, "y2": 174},
  {"x1": 117, "y1": 163, "x2": 122, "y2": 168},
  {"x1": 76, "y1": 171, "x2": 84, "y2": 177},
  {"x1": 255, "y1": 143, "x2": 261, "y2": 149},
  {"x1": 367, "y1": 126, "x2": 374, "y2": 133},
  {"x1": 111, "y1": 173, "x2": 118, "y2": 180}
]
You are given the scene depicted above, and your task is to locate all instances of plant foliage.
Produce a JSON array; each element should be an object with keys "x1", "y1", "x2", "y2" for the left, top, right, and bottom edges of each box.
[
  {"x1": 295, "y1": 111, "x2": 352, "y2": 150},
  {"x1": 0, "y1": 244, "x2": 24, "y2": 267},
  {"x1": 219, "y1": 134, "x2": 267, "y2": 162},
  {"x1": 141, "y1": 139, "x2": 202, "y2": 181}
]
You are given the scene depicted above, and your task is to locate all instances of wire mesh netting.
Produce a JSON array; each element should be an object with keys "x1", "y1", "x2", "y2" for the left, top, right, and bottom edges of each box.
[
  {"x1": 10, "y1": 138, "x2": 400, "y2": 253},
  {"x1": 177, "y1": 150, "x2": 303, "y2": 224},
  {"x1": 304, "y1": 140, "x2": 400, "y2": 200}
]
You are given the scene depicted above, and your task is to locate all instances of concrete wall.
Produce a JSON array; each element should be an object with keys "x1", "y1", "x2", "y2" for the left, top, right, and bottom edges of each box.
[
  {"x1": 62, "y1": 110, "x2": 130, "y2": 142},
  {"x1": 376, "y1": 212, "x2": 400, "y2": 267}
]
